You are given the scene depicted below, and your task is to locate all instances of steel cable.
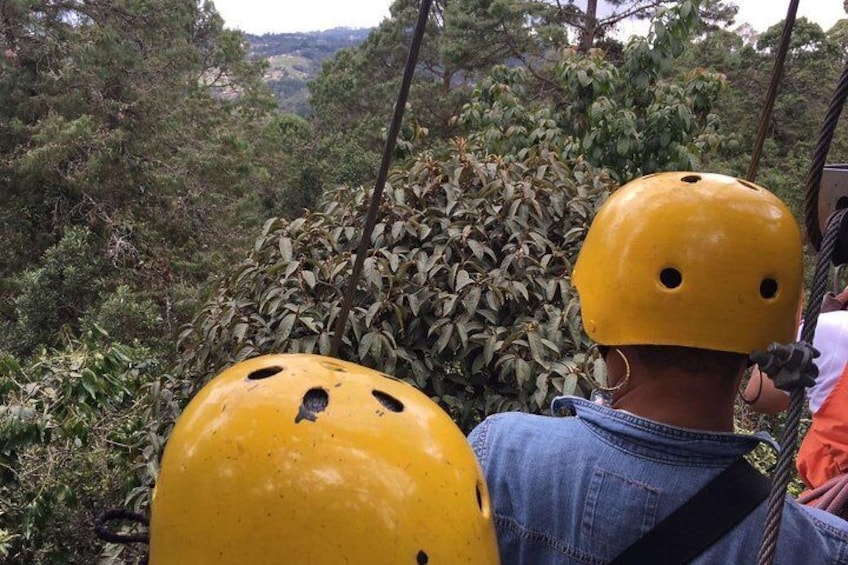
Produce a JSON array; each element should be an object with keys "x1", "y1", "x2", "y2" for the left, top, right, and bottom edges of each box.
[
  {"x1": 746, "y1": 0, "x2": 800, "y2": 182},
  {"x1": 330, "y1": 0, "x2": 433, "y2": 356},
  {"x1": 756, "y1": 208, "x2": 848, "y2": 565}
]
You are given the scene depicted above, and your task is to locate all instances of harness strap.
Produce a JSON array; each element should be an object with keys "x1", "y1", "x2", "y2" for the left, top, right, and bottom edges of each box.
[{"x1": 609, "y1": 457, "x2": 771, "y2": 565}]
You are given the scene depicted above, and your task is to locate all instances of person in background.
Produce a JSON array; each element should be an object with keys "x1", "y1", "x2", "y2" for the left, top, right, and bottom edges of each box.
[
  {"x1": 469, "y1": 172, "x2": 848, "y2": 564},
  {"x1": 745, "y1": 286, "x2": 848, "y2": 492}
]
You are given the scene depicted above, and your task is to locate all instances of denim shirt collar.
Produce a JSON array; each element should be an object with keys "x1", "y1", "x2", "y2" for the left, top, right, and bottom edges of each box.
[{"x1": 551, "y1": 395, "x2": 778, "y2": 464}]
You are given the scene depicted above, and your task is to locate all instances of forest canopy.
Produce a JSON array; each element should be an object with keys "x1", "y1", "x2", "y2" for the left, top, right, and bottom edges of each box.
[{"x1": 1, "y1": 0, "x2": 847, "y2": 561}]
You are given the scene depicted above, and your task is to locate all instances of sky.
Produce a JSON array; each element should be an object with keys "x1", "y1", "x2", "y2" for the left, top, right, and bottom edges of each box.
[{"x1": 211, "y1": 1, "x2": 846, "y2": 36}]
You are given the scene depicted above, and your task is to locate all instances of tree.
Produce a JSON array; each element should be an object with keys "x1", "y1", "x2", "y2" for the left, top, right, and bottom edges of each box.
[
  {"x1": 521, "y1": 0, "x2": 737, "y2": 53},
  {"x1": 687, "y1": 18, "x2": 848, "y2": 210},
  {"x1": 827, "y1": 19, "x2": 848, "y2": 59},
  {"x1": 308, "y1": 0, "x2": 541, "y2": 187},
  {"x1": 0, "y1": 0, "x2": 308, "y2": 350},
  {"x1": 458, "y1": 0, "x2": 727, "y2": 180},
  {"x1": 0, "y1": 339, "x2": 168, "y2": 563},
  {"x1": 179, "y1": 139, "x2": 614, "y2": 432}
]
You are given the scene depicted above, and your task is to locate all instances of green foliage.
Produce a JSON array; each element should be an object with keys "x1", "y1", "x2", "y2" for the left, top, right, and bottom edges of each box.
[
  {"x1": 520, "y1": 0, "x2": 737, "y2": 50},
  {"x1": 180, "y1": 142, "x2": 614, "y2": 431},
  {"x1": 458, "y1": 1, "x2": 727, "y2": 181},
  {"x1": 308, "y1": 0, "x2": 539, "y2": 184},
  {"x1": 9, "y1": 227, "x2": 105, "y2": 355},
  {"x1": 685, "y1": 17, "x2": 848, "y2": 214},
  {"x1": 0, "y1": 0, "x2": 315, "y2": 345},
  {"x1": 81, "y1": 286, "x2": 163, "y2": 349},
  {"x1": 0, "y1": 338, "x2": 168, "y2": 563},
  {"x1": 5, "y1": 1, "x2": 847, "y2": 559},
  {"x1": 254, "y1": 113, "x2": 324, "y2": 215}
]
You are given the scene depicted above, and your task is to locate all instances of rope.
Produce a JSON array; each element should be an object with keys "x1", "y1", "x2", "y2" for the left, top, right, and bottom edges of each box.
[
  {"x1": 745, "y1": 0, "x2": 799, "y2": 182},
  {"x1": 755, "y1": 208, "x2": 848, "y2": 565},
  {"x1": 329, "y1": 0, "x2": 433, "y2": 356},
  {"x1": 798, "y1": 472, "x2": 848, "y2": 520},
  {"x1": 803, "y1": 59, "x2": 848, "y2": 250},
  {"x1": 94, "y1": 508, "x2": 149, "y2": 545}
]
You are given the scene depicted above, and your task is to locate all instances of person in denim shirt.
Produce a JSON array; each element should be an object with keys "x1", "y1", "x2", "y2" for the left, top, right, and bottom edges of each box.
[{"x1": 469, "y1": 173, "x2": 848, "y2": 564}]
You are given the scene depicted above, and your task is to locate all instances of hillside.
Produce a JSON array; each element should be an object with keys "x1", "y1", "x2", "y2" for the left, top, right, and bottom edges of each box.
[{"x1": 246, "y1": 28, "x2": 372, "y2": 115}]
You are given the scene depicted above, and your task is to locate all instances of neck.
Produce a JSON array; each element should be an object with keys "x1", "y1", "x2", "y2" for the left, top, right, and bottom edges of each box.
[
  {"x1": 613, "y1": 376, "x2": 738, "y2": 432},
  {"x1": 607, "y1": 347, "x2": 743, "y2": 433}
]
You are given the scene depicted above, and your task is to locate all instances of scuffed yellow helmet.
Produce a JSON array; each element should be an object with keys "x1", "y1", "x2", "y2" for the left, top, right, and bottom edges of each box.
[
  {"x1": 149, "y1": 354, "x2": 499, "y2": 564},
  {"x1": 573, "y1": 172, "x2": 803, "y2": 355}
]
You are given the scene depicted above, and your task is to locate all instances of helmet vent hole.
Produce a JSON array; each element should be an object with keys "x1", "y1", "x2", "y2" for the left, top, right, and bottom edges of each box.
[
  {"x1": 247, "y1": 366, "x2": 283, "y2": 380},
  {"x1": 303, "y1": 387, "x2": 329, "y2": 413},
  {"x1": 760, "y1": 278, "x2": 779, "y2": 299},
  {"x1": 681, "y1": 175, "x2": 701, "y2": 183},
  {"x1": 659, "y1": 268, "x2": 682, "y2": 289},
  {"x1": 738, "y1": 179, "x2": 759, "y2": 191},
  {"x1": 373, "y1": 390, "x2": 404, "y2": 412},
  {"x1": 416, "y1": 550, "x2": 429, "y2": 564},
  {"x1": 476, "y1": 483, "x2": 483, "y2": 511}
]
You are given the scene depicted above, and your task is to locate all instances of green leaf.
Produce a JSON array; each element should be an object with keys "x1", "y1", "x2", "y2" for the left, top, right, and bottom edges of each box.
[
  {"x1": 279, "y1": 237, "x2": 293, "y2": 262},
  {"x1": 483, "y1": 334, "x2": 497, "y2": 365},
  {"x1": 408, "y1": 292, "x2": 421, "y2": 316},
  {"x1": 318, "y1": 332, "x2": 330, "y2": 355},
  {"x1": 359, "y1": 332, "x2": 376, "y2": 361},
  {"x1": 365, "y1": 302, "x2": 382, "y2": 327},
  {"x1": 302, "y1": 270, "x2": 316, "y2": 289},
  {"x1": 278, "y1": 314, "x2": 296, "y2": 344},
  {"x1": 560, "y1": 373, "x2": 579, "y2": 396},
  {"x1": 233, "y1": 322, "x2": 248, "y2": 343},
  {"x1": 468, "y1": 239, "x2": 485, "y2": 260},
  {"x1": 435, "y1": 324, "x2": 454, "y2": 354},
  {"x1": 515, "y1": 357, "x2": 531, "y2": 387},
  {"x1": 285, "y1": 260, "x2": 301, "y2": 278},
  {"x1": 456, "y1": 269, "x2": 472, "y2": 291},
  {"x1": 616, "y1": 138, "x2": 630, "y2": 156},
  {"x1": 464, "y1": 285, "x2": 481, "y2": 317},
  {"x1": 527, "y1": 332, "x2": 544, "y2": 364},
  {"x1": 533, "y1": 373, "x2": 549, "y2": 407}
]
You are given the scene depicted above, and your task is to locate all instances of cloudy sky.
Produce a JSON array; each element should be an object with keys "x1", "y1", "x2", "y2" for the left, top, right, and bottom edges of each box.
[{"x1": 212, "y1": 1, "x2": 846, "y2": 35}]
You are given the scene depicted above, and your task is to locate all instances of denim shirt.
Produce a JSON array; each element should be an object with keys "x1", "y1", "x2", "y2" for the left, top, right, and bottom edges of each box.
[{"x1": 468, "y1": 396, "x2": 848, "y2": 565}]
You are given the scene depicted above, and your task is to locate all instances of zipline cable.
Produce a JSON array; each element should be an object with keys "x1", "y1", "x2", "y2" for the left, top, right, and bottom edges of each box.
[
  {"x1": 330, "y1": 0, "x2": 433, "y2": 357},
  {"x1": 746, "y1": 0, "x2": 799, "y2": 182}
]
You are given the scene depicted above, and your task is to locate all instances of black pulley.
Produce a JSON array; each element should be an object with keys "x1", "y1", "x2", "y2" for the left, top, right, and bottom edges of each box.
[{"x1": 816, "y1": 165, "x2": 848, "y2": 265}]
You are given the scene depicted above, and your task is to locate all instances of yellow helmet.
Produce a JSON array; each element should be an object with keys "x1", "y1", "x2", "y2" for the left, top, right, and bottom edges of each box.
[
  {"x1": 149, "y1": 354, "x2": 499, "y2": 564},
  {"x1": 573, "y1": 172, "x2": 803, "y2": 355}
]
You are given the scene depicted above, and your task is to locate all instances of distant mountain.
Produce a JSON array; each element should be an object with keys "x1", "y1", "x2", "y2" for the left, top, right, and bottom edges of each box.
[{"x1": 246, "y1": 28, "x2": 372, "y2": 116}]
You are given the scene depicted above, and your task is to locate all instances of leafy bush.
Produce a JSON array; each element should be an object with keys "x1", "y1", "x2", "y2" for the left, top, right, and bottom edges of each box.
[
  {"x1": 10, "y1": 227, "x2": 106, "y2": 356},
  {"x1": 179, "y1": 140, "x2": 614, "y2": 431},
  {"x1": 81, "y1": 285, "x2": 164, "y2": 350},
  {"x1": 0, "y1": 338, "x2": 170, "y2": 563}
]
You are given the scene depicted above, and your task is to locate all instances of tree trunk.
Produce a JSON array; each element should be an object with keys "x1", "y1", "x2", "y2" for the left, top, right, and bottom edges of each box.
[{"x1": 579, "y1": 0, "x2": 599, "y2": 53}]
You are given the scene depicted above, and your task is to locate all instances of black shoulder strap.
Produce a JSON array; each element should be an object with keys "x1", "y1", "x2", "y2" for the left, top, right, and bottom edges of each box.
[{"x1": 609, "y1": 457, "x2": 772, "y2": 565}]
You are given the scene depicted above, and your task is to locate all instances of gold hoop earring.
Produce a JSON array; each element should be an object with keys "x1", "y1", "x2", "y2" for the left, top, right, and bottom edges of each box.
[{"x1": 596, "y1": 348, "x2": 631, "y2": 392}]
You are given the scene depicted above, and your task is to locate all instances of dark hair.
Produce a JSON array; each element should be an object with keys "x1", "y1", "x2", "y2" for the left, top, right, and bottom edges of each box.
[{"x1": 631, "y1": 345, "x2": 747, "y2": 378}]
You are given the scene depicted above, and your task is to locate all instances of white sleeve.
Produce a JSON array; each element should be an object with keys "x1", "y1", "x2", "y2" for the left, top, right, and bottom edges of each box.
[{"x1": 805, "y1": 311, "x2": 848, "y2": 413}]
